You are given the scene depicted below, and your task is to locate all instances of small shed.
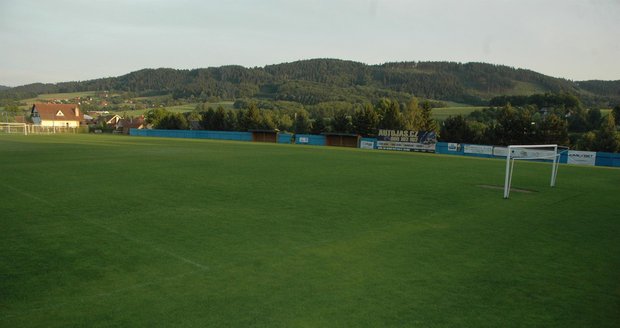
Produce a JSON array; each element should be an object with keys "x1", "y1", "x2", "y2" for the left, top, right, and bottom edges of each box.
[
  {"x1": 250, "y1": 129, "x2": 279, "y2": 143},
  {"x1": 323, "y1": 133, "x2": 360, "y2": 148}
]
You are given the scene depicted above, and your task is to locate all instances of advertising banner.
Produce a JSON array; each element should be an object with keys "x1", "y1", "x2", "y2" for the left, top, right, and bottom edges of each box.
[
  {"x1": 493, "y1": 147, "x2": 508, "y2": 157},
  {"x1": 448, "y1": 143, "x2": 460, "y2": 152},
  {"x1": 510, "y1": 148, "x2": 556, "y2": 160},
  {"x1": 376, "y1": 129, "x2": 437, "y2": 152},
  {"x1": 464, "y1": 144, "x2": 493, "y2": 155},
  {"x1": 360, "y1": 140, "x2": 375, "y2": 149},
  {"x1": 567, "y1": 150, "x2": 596, "y2": 166}
]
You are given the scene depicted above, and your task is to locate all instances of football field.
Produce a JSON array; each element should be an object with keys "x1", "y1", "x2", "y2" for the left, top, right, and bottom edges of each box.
[{"x1": 1, "y1": 134, "x2": 619, "y2": 327}]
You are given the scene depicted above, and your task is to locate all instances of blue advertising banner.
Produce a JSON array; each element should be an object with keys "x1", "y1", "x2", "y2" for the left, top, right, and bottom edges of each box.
[{"x1": 376, "y1": 129, "x2": 437, "y2": 152}]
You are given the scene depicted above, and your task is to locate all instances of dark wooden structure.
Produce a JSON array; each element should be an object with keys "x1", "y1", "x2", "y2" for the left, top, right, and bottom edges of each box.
[
  {"x1": 250, "y1": 129, "x2": 279, "y2": 143},
  {"x1": 323, "y1": 133, "x2": 360, "y2": 148}
]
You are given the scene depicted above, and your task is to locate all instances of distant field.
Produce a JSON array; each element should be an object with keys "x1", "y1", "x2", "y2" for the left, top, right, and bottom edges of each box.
[
  {"x1": 432, "y1": 106, "x2": 485, "y2": 120},
  {"x1": 110, "y1": 103, "x2": 200, "y2": 116},
  {"x1": 1, "y1": 134, "x2": 618, "y2": 327},
  {"x1": 109, "y1": 102, "x2": 235, "y2": 116},
  {"x1": 20, "y1": 91, "x2": 98, "y2": 107}
]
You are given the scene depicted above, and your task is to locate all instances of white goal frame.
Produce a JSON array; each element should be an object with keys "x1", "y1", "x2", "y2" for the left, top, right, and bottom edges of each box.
[
  {"x1": 0, "y1": 122, "x2": 28, "y2": 135},
  {"x1": 503, "y1": 144, "x2": 562, "y2": 199}
]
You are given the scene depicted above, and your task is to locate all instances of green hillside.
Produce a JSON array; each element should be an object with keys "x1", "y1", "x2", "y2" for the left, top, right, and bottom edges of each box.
[
  {"x1": 2, "y1": 59, "x2": 618, "y2": 107},
  {"x1": 1, "y1": 134, "x2": 619, "y2": 327}
]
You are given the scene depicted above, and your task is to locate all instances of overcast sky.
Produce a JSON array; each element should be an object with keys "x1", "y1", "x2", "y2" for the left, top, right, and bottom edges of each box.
[{"x1": 0, "y1": 0, "x2": 618, "y2": 86}]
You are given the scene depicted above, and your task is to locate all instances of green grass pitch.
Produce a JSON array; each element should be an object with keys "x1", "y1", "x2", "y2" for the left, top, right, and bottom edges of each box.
[{"x1": 1, "y1": 134, "x2": 619, "y2": 327}]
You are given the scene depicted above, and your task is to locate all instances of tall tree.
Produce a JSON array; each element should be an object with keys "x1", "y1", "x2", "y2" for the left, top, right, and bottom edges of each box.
[
  {"x1": 261, "y1": 110, "x2": 278, "y2": 130},
  {"x1": 211, "y1": 106, "x2": 227, "y2": 130},
  {"x1": 145, "y1": 108, "x2": 170, "y2": 127},
  {"x1": 352, "y1": 103, "x2": 379, "y2": 136},
  {"x1": 419, "y1": 105, "x2": 439, "y2": 133},
  {"x1": 277, "y1": 113, "x2": 294, "y2": 132},
  {"x1": 377, "y1": 99, "x2": 404, "y2": 130},
  {"x1": 241, "y1": 103, "x2": 262, "y2": 131},
  {"x1": 200, "y1": 107, "x2": 215, "y2": 130},
  {"x1": 594, "y1": 112, "x2": 620, "y2": 152},
  {"x1": 440, "y1": 115, "x2": 471, "y2": 143},
  {"x1": 568, "y1": 107, "x2": 588, "y2": 132},
  {"x1": 311, "y1": 117, "x2": 327, "y2": 134},
  {"x1": 332, "y1": 109, "x2": 353, "y2": 133},
  {"x1": 156, "y1": 112, "x2": 188, "y2": 130},
  {"x1": 293, "y1": 110, "x2": 312, "y2": 134},
  {"x1": 402, "y1": 98, "x2": 423, "y2": 130},
  {"x1": 493, "y1": 104, "x2": 535, "y2": 145},
  {"x1": 612, "y1": 105, "x2": 620, "y2": 126},
  {"x1": 586, "y1": 108, "x2": 602, "y2": 130},
  {"x1": 224, "y1": 110, "x2": 238, "y2": 131},
  {"x1": 577, "y1": 131, "x2": 597, "y2": 151},
  {"x1": 537, "y1": 113, "x2": 569, "y2": 145}
]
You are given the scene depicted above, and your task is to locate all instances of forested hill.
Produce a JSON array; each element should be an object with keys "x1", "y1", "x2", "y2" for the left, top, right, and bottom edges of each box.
[
  {"x1": 0, "y1": 85, "x2": 10, "y2": 91},
  {"x1": 2, "y1": 59, "x2": 619, "y2": 106}
]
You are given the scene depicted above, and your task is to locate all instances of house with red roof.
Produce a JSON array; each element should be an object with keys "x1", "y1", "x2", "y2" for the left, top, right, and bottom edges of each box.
[
  {"x1": 117, "y1": 116, "x2": 145, "y2": 134},
  {"x1": 31, "y1": 103, "x2": 83, "y2": 128}
]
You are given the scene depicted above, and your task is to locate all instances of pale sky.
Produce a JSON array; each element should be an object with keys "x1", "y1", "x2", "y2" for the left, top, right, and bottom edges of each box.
[{"x1": 0, "y1": 0, "x2": 619, "y2": 86}]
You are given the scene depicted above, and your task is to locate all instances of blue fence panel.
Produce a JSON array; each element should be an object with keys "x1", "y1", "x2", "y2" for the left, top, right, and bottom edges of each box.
[
  {"x1": 278, "y1": 133, "x2": 294, "y2": 144},
  {"x1": 130, "y1": 129, "x2": 253, "y2": 141},
  {"x1": 435, "y1": 142, "x2": 465, "y2": 155},
  {"x1": 295, "y1": 134, "x2": 326, "y2": 146},
  {"x1": 129, "y1": 129, "x2": 620, "y2": 168},
  {"x1": 559, "y1": 152, "x2": 569, "y2": 164},
  {"x1": 596, "y1": 152, "x2": 612, "y2": 167},
  {"x1": 595, "y1": 151, "x2": 620, "y2": 167}
]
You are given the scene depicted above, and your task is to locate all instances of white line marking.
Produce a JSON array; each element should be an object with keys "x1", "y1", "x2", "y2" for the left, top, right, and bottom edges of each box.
[
  {"x1": 2, "y1": 182, "x2": 209, "y2": 271},
  {"x1": 85, "y1": 219, "x2": 209, "y2": 271}
]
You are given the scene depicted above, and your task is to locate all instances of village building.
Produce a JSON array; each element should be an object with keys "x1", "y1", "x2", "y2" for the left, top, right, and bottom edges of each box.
[
  {"x1": 30, "y1": 103, "x2": 83, "y2": 128},
  {"x1": 100, "y1": 114, "x2": 122, "y2": 128},
  {"x1": 117, "y1": 116, "x2": 145, "y2": 134}
]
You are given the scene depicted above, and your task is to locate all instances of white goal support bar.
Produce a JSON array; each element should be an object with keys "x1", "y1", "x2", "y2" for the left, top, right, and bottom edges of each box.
[
  {"x1": 0, "y1": 122, "x2": 28, "y2": 135},
  {"x1": 503, "y1": 144, "x2": 562, "y2": 199}
]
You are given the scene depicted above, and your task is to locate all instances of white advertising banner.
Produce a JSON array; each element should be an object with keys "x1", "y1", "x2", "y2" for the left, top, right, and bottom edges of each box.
[
  {"x1": 493, "y1": 147, "x2": 508, "y2": 157},
  {"x1": 448, "y1": 143, "x2": 459, "y2": 152},
  {"x1": 376, "y1": 141, "x2": 436, "y2": 152},
  {"x1": 464, "y1": 144, "x2": 493, "y2": 155},
  {"x1": 567, "y1": 150, "x2": 596, "y2": 166},
  {"x1": 360, "y1": 140, "x2": 374, "y2": 149},
  {"x1": 511, "y1": 148, "x2": 556, "y2": 159}
]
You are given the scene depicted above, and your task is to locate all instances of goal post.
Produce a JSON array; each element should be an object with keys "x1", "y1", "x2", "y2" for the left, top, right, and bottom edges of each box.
[
  {"x1": 0, "y1": 122, "x2": 28, "y2": 135},
  {"x1": 503, "y1": 144, "x2": 563, "y2": 199}
]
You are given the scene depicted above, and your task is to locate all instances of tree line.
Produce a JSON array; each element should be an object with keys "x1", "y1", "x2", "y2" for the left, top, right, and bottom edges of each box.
[
  {"x1": 441, "y1": 104, "x2": 620, "y2": 152},
  {"x1": 146, "y1": 96, "x2": 620, "y2": 152},
  {"x1": 146, "y1": 98, "x2": 440, "y2": 136}
]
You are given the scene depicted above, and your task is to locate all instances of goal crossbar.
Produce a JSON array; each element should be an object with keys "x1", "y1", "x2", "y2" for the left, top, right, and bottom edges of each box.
[{"x1": 503, "y1": 144, "x2": 562, "y2": 199}]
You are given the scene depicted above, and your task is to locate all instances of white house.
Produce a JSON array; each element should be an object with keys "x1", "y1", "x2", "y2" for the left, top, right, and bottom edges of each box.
[{"x1": 31, "y1": 103, "x2": 83, "y2": 128}]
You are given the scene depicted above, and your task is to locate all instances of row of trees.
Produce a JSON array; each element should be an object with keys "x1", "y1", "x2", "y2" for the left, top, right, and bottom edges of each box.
[
  {"x1": 441, "y1": 105, "x2": 620, "y2": 152},
  {"x1": 145, "y1": 97, "x2": 620, "y2": 152},
  {"x1": 146, "y1": 98, "x2": 440, "y2": 135}
]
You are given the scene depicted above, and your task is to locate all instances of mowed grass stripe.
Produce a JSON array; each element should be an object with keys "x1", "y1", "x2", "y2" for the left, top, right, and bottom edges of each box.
[{"x1": 0, "y1": 134, "x2": 619, "y2": 327}]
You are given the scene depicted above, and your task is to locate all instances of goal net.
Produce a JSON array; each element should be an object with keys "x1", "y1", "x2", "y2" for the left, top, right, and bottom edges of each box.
[
  {"x1": 503, "y1": 144, "x2": 566, "y2": 199},
  {"x1": 0, "y1": 122, "x2": 28, "y2": 135}
]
